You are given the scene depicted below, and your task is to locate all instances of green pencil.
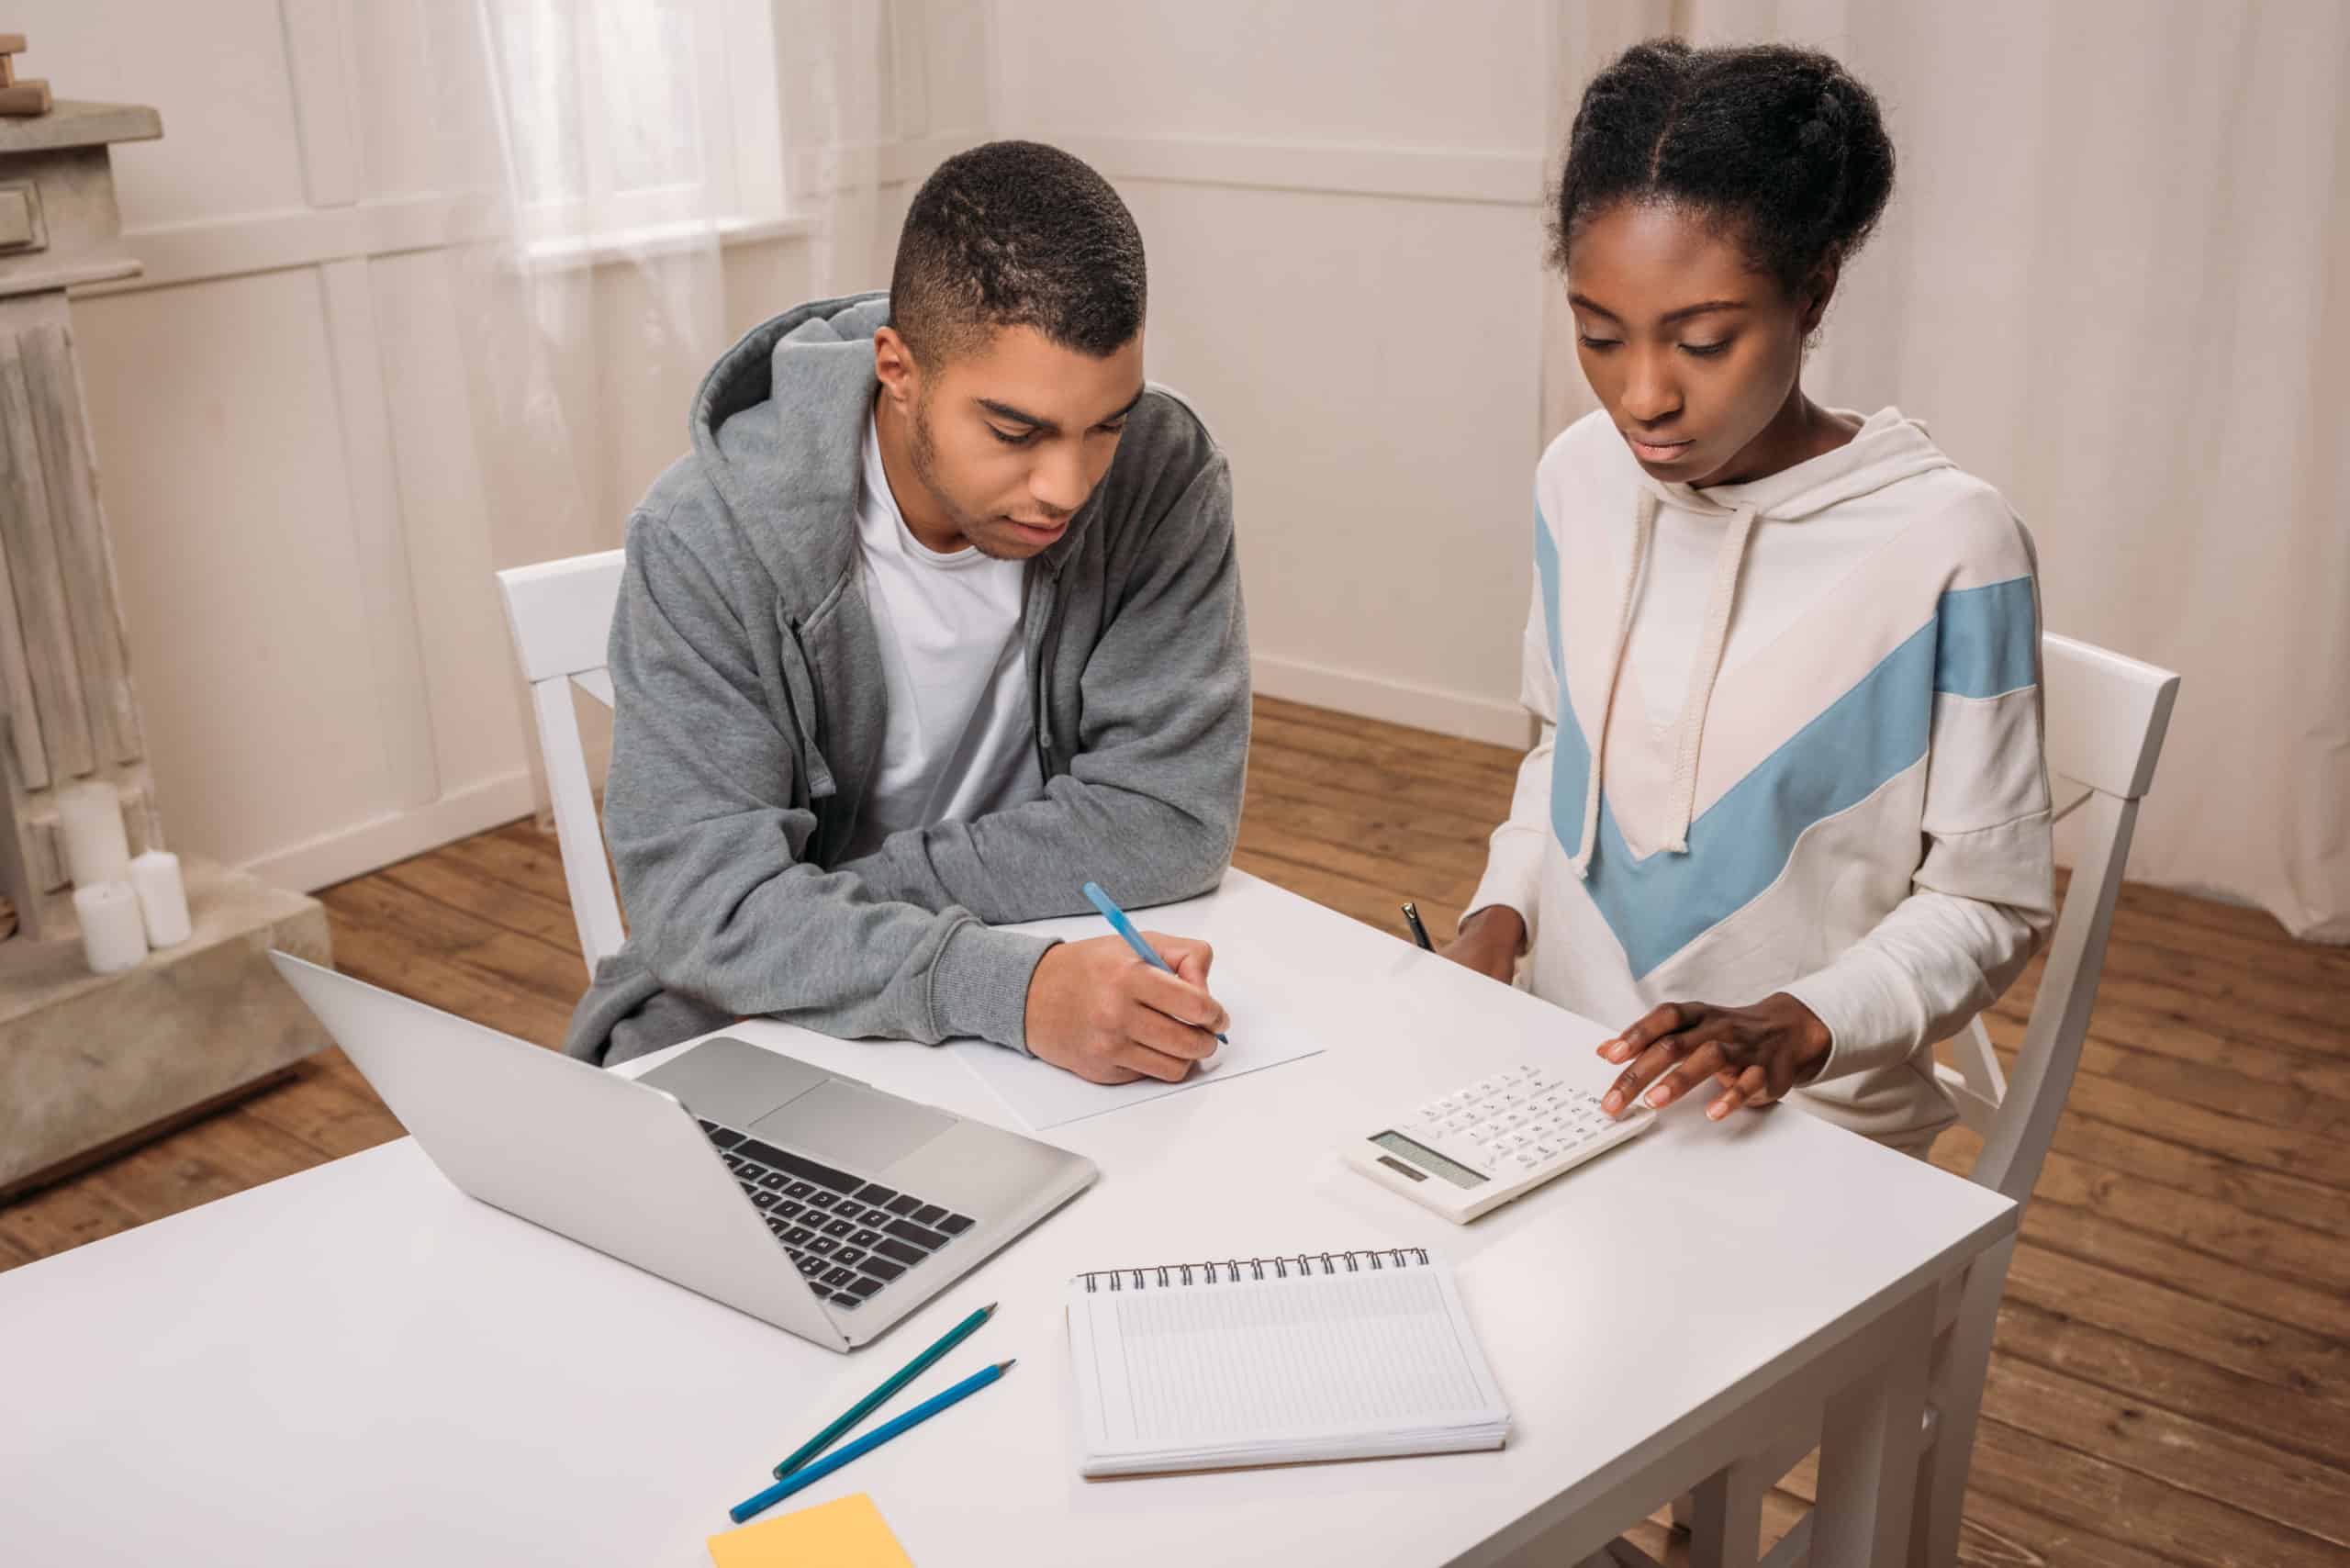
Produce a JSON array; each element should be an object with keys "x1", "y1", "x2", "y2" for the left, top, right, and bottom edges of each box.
[{"x1": 772, "y1": 1301, "x2": 997, "y2": 1478}]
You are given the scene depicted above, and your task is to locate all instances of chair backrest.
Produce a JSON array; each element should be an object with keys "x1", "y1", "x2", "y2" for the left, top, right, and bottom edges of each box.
[
  {"x1": 496, "y1": 551, "x2": 628, "y2": 974},
  {"x1": 1937, "y1": 632, "x2": 2180, "y2": 1205}
]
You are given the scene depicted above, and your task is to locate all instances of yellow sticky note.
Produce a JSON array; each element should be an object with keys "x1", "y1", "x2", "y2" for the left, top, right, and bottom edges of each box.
[{"x1": 707, "y1": 1492, "x2": 913, "y2": 1568}]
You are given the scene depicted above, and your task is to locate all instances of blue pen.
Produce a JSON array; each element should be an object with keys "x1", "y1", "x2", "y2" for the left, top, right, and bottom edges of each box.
[
  {"x1": 728, "y1": 1360, "x2": 1016, "y2": 1524},
  {"x1": 1080, "y1": 881, "x2": 1229, "y2": 1046}
]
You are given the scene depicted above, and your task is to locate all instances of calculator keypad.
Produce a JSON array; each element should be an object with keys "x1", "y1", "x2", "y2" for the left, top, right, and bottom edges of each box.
[{"x1": 1404, "y1": 1064, "x2": 1647, "y2": 1175}]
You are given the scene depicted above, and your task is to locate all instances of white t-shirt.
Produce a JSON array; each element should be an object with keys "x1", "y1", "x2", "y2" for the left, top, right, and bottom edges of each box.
[{"x1": 842, "y1": 411, "x2": 1045, "y2": 860}]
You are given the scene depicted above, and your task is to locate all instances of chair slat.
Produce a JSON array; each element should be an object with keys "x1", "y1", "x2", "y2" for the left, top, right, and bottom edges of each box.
[
  {"x1": 529, "y1": 675, "x2": 625, "y2": 972},
  {"x1": 498, "y1": 551, "x2": 625, "y2": 685},
  {"x1": 498, "y1": 551, "x2": 631, "y2": 980}
]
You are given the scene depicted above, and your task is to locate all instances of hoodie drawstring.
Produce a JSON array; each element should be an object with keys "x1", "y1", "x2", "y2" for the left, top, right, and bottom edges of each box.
[
  {"x1": 1570, "y1": 490, "x2": 1656, "y2": 879},
  {"x1": 1660, "y1": 502, "x2": 1757, "y2": 853},
  {"x1": 1570, "y1": 493, "x2": 1758, "y2": 875},
  {"x1": 777, "y1": 615, "x2": 837, "y2": 802}
]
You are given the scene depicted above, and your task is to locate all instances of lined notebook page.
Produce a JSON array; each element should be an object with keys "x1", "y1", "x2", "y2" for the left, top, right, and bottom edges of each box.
[{"x1": 1069, "y1": 1261, "x2": 1508, "y2": 1463}]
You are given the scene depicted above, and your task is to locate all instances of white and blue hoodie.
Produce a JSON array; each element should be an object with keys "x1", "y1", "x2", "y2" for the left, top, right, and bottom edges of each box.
[{"x1": 1468, "y1": 408, "x2": 2056, "y2": 1147}]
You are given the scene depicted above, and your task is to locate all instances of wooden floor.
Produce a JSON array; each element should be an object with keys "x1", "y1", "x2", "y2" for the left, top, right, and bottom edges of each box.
[{"x1": 4, "y1": 695, "x2": 2345, "y2": 1567}]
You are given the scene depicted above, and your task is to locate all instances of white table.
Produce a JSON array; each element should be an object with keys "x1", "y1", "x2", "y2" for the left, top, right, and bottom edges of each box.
[{"x1": 0, "y1": 872, "x2": 2012, "y2": 1566}]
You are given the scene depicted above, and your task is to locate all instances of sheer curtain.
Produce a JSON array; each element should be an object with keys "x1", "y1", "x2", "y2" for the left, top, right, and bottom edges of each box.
[
  {"x1": 344, "y1": 0, "x2": 890, "y2": 812},
  {"x1": 351, "y1": 0, "x2": 888, "y2": 565},
  {"x1": 1546, "y1": 0, "x2": 2350, "y2": 940}
]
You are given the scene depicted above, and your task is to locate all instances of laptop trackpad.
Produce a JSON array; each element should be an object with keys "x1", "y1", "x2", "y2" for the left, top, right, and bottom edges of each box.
[
  {"x1": 638, "y1": 1036, "x2": 829, "y2": 1125},
  {"x1": 747, "y1": 1080, "x2": 954, "y2": 1172}
]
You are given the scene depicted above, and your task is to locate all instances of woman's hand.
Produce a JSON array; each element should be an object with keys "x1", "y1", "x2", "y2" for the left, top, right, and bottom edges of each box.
[
  {"x1": 1597, "y1": 994, "x2": 1831, "y2": 1121},
  {"x1": 1437, "y1": 906, "x2": 1525, "y2": 984}
]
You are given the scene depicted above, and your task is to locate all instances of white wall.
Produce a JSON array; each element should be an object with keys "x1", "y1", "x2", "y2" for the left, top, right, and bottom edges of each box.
[
  {"x1": 26, "y1": 0, "x2": 1550, "y2": 894},
  {"x1": 990, "y1": 0, "x2": 1555, "y2": 745},
  {"x1": 41, "y1": 0, "x2": 524, "y2": 887},
  {"x1": 24, "y1": 1, "x2": 961, "y2": 890}
]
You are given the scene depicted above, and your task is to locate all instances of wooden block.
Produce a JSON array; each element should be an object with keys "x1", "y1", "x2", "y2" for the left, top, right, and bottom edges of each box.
[
  {"x1": 25, "y1": 321, "x2": 145, "y2": 767},
  {"x1": 0, "y1": 481, "x2": 47, "y2": 791},
  {"x1": 0, "y1": 859, "x2": 331, "y2": 1190},
  {"x1": 0, "y1": 329, "x2": 97, "y2": 780},
  {"x1": 0, "y1": 81, "x2": 50, "y2": 118},
  {"x1": 25, "y1": 812, "x2": 60, "y2": 891},
  {"x1": 0, "y1": 721, "x2": 38, "y2": 943},
  {"x1": 0, "y1": 35, "x2": 27, "y2": 55},
  {"x1": 0, "y1": 56, "x2": 15, "y2": 88}
]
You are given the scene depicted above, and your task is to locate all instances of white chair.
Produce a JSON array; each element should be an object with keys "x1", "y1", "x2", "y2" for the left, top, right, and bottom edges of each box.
[
  {"x1": 1672, "y1": 632, "x2": 2180, "y2": 1568},
  {"x1": 496, "y1": 550, "x2": 629, "y2": 975}
]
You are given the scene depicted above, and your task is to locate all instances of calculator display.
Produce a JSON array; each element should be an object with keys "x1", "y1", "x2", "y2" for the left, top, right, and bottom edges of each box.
[{"x1": 1371, "y1": 1131, "x2": 1486, "y2": 1189}]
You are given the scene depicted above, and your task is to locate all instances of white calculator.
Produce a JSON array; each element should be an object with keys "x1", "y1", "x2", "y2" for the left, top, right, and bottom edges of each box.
[{"x1": 1344, "y1": 1062, "x2": 1658, "y2": 1223}]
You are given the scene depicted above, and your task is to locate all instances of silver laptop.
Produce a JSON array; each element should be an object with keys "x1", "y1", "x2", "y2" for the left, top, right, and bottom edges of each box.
[{"x1": 271, "y1": 953, "x2": 1097, "y2": 1351}]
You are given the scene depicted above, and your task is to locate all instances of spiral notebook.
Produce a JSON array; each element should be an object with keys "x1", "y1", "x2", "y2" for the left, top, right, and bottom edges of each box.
[{"x1": 1064, "y1": 1249, "x2": 1511, "y2": 1476}]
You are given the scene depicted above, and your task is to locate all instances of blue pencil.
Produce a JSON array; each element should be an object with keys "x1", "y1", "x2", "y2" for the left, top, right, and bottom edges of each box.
[
  {"x1": 772, "y1": 1302, "x2": 995, "y2": 1478},
  {"x1": 1080, "y1": 881, "x2": 1230, "y2": 1046},
  {"x1": 728, "y1": 1360, "x2": 1016, "y2": 1524}
]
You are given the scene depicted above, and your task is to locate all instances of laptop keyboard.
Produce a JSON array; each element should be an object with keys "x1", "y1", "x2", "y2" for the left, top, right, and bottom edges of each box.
[{"x1": 698, "y1": 1119, "x2": 975, "y2": 1312}]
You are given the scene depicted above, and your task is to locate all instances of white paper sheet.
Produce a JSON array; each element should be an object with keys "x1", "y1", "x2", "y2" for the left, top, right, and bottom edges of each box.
[
  {"x1": 949, "y1": 965, "x2": 1322, "y2": 1129},
  {"x1": 947, "y1": 890, "x2": 1326, "y2": 1130}
]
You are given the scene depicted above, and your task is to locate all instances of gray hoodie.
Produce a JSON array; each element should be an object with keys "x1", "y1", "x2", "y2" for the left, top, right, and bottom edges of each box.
[{"x1": 565, "y1": 293, "x2": 1249, "y2": 1065}]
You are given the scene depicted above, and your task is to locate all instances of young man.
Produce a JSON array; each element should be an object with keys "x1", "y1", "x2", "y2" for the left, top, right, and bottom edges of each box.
[{"x1": 565, "y1": 141, "x2": 1248, "y2": 1083}]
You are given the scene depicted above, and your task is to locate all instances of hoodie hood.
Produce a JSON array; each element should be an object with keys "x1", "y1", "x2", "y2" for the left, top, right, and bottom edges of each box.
[
  {"x1": 1634, "y1": 406, "x2": 1955, "y2": 521},
  {"x1": 684, "y1": 290, "x2": 1095, "y2": 622},
  {"x1": 685, "y1": 291, "x2": 893, "y2": 622},
  {"x1": 1568, "y1": 407, "x2": 1958, "y2": 877}
]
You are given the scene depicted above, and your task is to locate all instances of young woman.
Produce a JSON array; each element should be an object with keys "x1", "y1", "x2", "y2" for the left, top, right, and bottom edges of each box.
[{"x1": 1443, "y1": 39, "x2": 2054, "y2": 1156}]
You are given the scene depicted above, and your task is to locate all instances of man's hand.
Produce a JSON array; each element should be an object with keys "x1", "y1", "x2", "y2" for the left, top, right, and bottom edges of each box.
[
  {"x1": 1023, "y1": 934, "x2": 1228, "y2": 1084},
  {"x1": 1596, "y1": 994, "x2": 1832, "y2": 1121},
  {"x1": 1437, "y1": 905, "x2": 1525, "y2": 984}
]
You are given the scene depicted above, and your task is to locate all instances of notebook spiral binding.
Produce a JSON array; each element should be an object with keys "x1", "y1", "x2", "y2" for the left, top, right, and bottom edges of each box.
[{"x1": 1080, "y1": 1248, "x2": 1433, "y2": 1294}]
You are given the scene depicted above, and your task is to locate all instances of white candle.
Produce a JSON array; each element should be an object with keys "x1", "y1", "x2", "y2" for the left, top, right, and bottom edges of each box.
[
  {"x1": 73, "y1": 880, "x2": 147, "y2": 975},
  {"x1": 130, "y1": 849, "x2": 193, "y2": 947},
  {"x1": 57, "y1": 780, "x2": 132, "y2": 888}
]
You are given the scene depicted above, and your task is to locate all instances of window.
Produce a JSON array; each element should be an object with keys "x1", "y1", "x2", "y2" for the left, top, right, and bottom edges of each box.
[{"x1": 485, "y1": 0, "x2": 784, "y2": 244}]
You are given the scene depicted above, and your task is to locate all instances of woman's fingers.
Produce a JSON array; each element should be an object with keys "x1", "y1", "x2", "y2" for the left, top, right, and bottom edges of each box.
[
  {"x1": 1642, "y1": 1037, "x2": 1732, "y2": 1109},
  {"x1": 1599, "y1": 1002, "x2": 1698, "y2": 1063},
  {"x1": 1603, "y1": 1030, "x2": 1699, "y2": 1114},
  {"x1": 1709, "y1": 1063, "x2": 1772, "y2": 1119},
  {"x1": 1600, "y1": 1002, "x2": 1808, "y2": 1123}
]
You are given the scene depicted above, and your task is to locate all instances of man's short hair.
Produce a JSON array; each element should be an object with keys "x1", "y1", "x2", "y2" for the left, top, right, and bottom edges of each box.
[{"x1": 889, "y1": 140, "x2": 1147, "y2": 367}]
